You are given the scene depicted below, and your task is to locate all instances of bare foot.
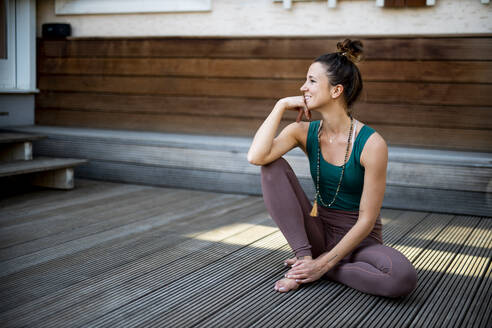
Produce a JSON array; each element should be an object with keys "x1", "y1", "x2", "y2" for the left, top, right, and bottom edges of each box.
[{"x1": 274, "y1": 277, "x2": 299, "y2": 293}]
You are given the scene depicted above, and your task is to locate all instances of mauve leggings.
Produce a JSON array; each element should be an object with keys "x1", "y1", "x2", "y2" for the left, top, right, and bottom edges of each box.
[{"x1": 261, "y1": 157, "x2": 418, "y2": 298}]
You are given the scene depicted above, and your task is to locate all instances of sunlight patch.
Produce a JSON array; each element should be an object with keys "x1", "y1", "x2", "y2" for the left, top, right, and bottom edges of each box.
[{"x1": 185, "y1": 223, "x2": 281, "y2": 247}]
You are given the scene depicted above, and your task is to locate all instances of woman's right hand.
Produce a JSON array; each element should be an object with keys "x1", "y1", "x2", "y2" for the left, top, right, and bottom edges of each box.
[{"x1": 278, "y1": 96, "x2": 311, "y2": 123}]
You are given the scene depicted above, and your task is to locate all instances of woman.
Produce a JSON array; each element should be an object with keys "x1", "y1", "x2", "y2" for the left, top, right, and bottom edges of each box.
[{"x1": 247, "y1": 39, "x2": 417, "y2": 298}]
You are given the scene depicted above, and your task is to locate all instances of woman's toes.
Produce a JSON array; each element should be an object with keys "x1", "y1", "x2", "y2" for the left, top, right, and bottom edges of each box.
[
  {"x1": 275, "y1": 278, "x2": 299, "y2": 293},
  {"x1": 284, "y1": 257, "x2": 297, "y2": 266}
]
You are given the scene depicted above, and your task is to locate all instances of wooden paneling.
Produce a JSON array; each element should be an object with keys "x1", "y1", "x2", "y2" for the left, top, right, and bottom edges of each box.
[
  {"x1": 35, "y1": 108, "x2": 270, "y2": 136},
  {"x1": 36, "y1": 36, "x2": 492, "y2": 151},
  {"x1": 39, "y1": 37, "x2": 492, "y2": 60},
  {"x1": 36, "y1": 92, "x2": 492, "y2": 130},
  {"x1": 39, "y1": 58, "x2": 492, "y2": 83},
  {"x1": 353, "y1": 103, "x2": 492, "y2": 130},
  {"x1": 37, "y1": 75, "x2": 492, "y2": 107},
  {"x1": 358, "y1": 61, "x2": 492, "y2": 83},
  {"x1": 364, "y1": 82, "x2": 491, "y2": 107}
]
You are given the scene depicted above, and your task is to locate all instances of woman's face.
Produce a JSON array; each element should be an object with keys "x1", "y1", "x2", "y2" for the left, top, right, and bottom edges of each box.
[{"x1": 300, "y1": 62, "x2": 340, "y2": 110}]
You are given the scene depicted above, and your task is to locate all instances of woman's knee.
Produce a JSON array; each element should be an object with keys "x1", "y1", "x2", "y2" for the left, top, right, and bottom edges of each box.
[
  {"x1": 260, "y1": 157, "x2": 288, "y2": 181},
  {"x1": 383, "y1": 262, "x2": 418, "y2": 298}
]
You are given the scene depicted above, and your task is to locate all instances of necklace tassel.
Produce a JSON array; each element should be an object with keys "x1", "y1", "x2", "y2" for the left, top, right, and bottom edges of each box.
[{"x1": 310, "y1": 199, "x2": 318, "y2": 217}]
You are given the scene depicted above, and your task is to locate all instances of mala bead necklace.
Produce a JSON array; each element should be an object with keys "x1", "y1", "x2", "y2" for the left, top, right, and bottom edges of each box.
[{"x1": 310, "y1": 115, "x2": 354, "y2": 217}]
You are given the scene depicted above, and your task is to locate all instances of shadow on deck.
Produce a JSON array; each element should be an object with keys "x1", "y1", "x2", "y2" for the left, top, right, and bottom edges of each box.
[{"x1": 0, "y1": 179, "x2": 490, "y2": 328}]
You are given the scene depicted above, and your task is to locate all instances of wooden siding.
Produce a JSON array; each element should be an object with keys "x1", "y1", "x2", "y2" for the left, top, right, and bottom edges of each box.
[{"x1": 36, "y1": 36, "x2": 492, "y2": 152}]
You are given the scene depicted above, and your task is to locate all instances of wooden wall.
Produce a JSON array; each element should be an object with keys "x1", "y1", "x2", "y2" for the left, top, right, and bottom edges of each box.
[{"x1": 36, "y1": 37, "x2": 492, "y2": 152}]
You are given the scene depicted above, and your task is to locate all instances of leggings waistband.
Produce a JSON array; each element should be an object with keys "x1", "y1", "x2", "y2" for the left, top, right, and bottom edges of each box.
[{"x1": 317, "y1": 206, "x2": 383, "y2": 244}]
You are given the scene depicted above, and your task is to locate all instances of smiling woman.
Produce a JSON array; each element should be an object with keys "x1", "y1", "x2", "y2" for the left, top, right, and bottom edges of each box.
[{"x1": 247, "y1": 39, "x2": 418, "y2": 297}]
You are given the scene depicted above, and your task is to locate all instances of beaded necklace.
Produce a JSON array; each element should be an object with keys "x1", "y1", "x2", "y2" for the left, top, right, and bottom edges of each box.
[{"x1": 310, "y1": 115, "x2": 354, "y2": 217}]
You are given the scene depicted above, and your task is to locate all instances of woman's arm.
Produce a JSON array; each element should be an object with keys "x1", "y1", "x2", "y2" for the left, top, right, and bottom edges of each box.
[
  {"x1": 286, "y1": 133, "x2": 388, "y2": 282},
  {"x1": 247, "y1": 97, "x2": 309, "y2": 166}
]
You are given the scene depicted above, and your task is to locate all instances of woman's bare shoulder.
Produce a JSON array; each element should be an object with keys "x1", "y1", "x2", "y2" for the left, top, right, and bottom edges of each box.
[
  {"x1": 292, "y1": 121, "x2": 311, "y2": 154},
  {"x1": 360, "y1": 129, "x2": 388, "y2": 168}
]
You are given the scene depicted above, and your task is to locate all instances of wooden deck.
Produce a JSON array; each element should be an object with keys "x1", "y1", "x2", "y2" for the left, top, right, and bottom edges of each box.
[{"x1": 0, "y1": 179, "x2": 490, "y2": 328}]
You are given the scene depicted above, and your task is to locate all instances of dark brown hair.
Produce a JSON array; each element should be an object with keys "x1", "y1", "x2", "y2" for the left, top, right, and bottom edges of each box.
[{"x1": 314, "y1": 39, "x2": 364, "y2": 111}]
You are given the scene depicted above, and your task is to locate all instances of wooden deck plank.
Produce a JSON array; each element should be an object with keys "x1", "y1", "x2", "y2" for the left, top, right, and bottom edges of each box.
[
  {"x1": 134, "y1": 243, "x2": 294, "y2": 328},
  {"x1": 209, "y1": 274, "x2": 339, "y2": 328},
  {"x1": 0, "y1": 194, "x2": 257, "y2": 311},
  {"x1": 458, "y1": 259, "x2": 492, "y2": 328},
  {"x1": 412, "y1": 218, "x2": 492, "y2": 327},
  {"x1": 0, "y1": 210, "x2": 272, "y2": 327},
  {"x1": 248, "y1": 211, "x2": 437, "y2": 328},
  {"x1": 294, "y1": 212, "x2": 455, "y2": 327},
  {"x1": 155, "y1": 211, "x2": 410, "y2": 327},
  {"x1": 0, "y1": 189, "x2": 208, "y2": 260},
  {"x1": 0, "y1": 157, "x2": 87, "y2": 177},
  {"x1": 0, "y1": 187, "x2": 207, "y2": 249},
  {"x1": 38, "y1": 229, "x2": 286, "y2": 327},
  {"x1": 196, "y1": 213, "x2": 434, "y2": 327},
  {"x1": 190, "y1": 209, "x2": 407, "y2": 327},
  {"x1": 1, "y1": 195, "x2": 263, "y2": 306},
  {"x1": 0, "y1": 188, "x2": 183, "y2": 240},
  {"x1": 355, "y1": 215, "x2": 482, "y2": 328},
  {"x1": 0, "y1": 179, "x2": 138, "y2": 214},
  {"x1": 0, "y1": 180, "x2": 152, "y2": 222},
  {"x1": 143, "y1": 240, "x2": 338, "y2": 327},
  {"x1": 0, "y1": 179, "x2": 490, "y2": 327},
  {"x1": 0, "y1": 132, "x2": 45, "y2": 144}
]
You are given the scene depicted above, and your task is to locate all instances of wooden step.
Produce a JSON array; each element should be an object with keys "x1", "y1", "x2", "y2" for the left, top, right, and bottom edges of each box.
[
  {"x1": 5, "y1": 125, "x2": 492, "y2": 216},
  {"x1": 0, "y1": 157, "x2": 88, "y2": 189},
  {"x1": 0, "y1": 132, "x2": 46, "y2": 144},
  {"x1": 0, "y1": 132, "x2": 46, "y2": 162}
]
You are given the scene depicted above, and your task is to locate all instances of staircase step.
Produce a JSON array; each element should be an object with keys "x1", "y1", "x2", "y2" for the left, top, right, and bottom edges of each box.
[
  {"x1": 0, "y1": 132, "x2": 47, "y2": 162},
  {"x1": 0, "y1": 157, "x2": 87, "y2": 178},
  {"x1": 0, "y1": 132, "x2": 46, "y2": 144},
  {"x1": 0, "y1": 157, "x2": 88, "y2": 190}
]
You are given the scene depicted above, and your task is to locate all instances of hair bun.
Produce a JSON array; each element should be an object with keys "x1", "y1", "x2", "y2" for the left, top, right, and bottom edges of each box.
[{"x1": 336, "y1": 39, "x2": 363, "y2": 63}]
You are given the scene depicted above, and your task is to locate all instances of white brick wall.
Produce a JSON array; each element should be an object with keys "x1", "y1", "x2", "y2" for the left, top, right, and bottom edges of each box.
[{"x1": 37, "y1": 0, "x2": 491, "y2": 37}]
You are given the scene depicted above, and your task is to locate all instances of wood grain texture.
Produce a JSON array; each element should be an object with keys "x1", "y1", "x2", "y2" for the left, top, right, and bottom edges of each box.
[
  {"x1": 0, "y1": 157, "x2": 87, "y2": 177},
  {"x1": 36, "y1": 92, "x2": 492, "y2": 130},
  {"x1": 34, "y1": 108, "x2": 492, "y2": 151},
  {"x1": 38, "y1": 57, "x2": 492, "y2": 83},
  {"x1": 38, "y1": 75, "x2": 492, "y2": 106},
  {"x1": 35, "y1": 36, "x2": 492, "y2": 152},
  {"x1": 32, "y1": 137, "x2": 492, "y2": 193},
  {"x1": 352, "y1": 102, "x2": 492, "y2": 130},
  {"x1": 1, "y1": 180, "x2": 489, "y2": 326},
  {"x1": 39, "y1": 37, "x2": 492, "y2": 60}
]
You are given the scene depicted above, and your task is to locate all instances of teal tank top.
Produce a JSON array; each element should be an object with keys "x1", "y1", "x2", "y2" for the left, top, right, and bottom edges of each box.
[{"x1": 306, "y1": 120, "x2": 376, "y2": 211}]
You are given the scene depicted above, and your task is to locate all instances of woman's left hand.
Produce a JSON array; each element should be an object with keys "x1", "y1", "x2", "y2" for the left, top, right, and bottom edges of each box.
[{"x1": 284, "y1": 258, "x2": 327, "y2": 284}]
